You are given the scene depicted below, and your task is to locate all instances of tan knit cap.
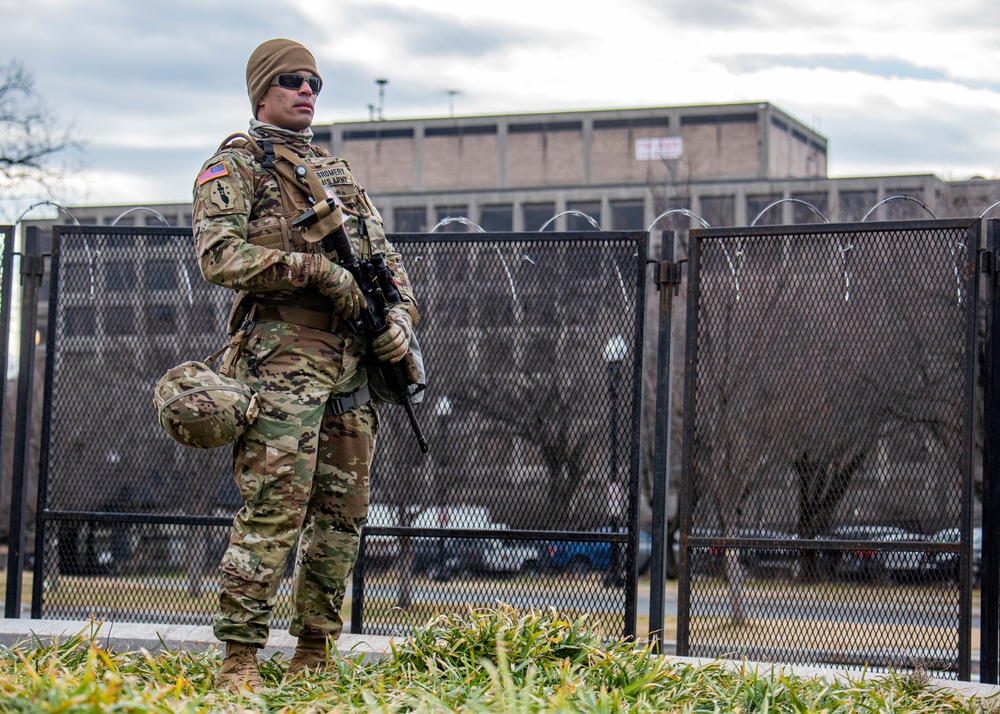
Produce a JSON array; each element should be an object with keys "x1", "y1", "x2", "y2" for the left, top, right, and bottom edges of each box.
[{"x1": 246, "y1": 39, "x2": 322, "y2": 117}]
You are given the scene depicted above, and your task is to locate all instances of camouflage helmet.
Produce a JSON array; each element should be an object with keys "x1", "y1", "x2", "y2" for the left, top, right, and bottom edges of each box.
[{"x1": 154, "y1": 361, "x2": 260, "y2": 449}]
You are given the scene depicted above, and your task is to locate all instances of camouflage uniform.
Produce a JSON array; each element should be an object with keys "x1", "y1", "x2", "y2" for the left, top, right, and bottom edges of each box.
[{"x1": 192, "y1": 121, "x2": 417, "y2": 647}]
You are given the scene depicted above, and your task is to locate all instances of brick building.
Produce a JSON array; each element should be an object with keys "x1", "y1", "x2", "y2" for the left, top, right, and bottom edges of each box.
[{"x1": 22, "y1": 100, "x2": 1000, "y2": 235}]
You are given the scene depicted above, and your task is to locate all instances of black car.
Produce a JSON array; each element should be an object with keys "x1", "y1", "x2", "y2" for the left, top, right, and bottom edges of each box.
[
  {"x1": 921, "y1": 527, "x2": 982, "y2": 584},
  {"x1": 683, "y1": 527, "x2": 799, "y2": 579},
  {"x1": 822, "y1": 525, "x2": 927, "y2": 583}
]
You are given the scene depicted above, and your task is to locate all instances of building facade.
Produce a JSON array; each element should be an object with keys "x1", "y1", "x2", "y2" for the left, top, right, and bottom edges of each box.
[{"x1": 26, "y1": 101, "x2": 1000, "y2": 236}]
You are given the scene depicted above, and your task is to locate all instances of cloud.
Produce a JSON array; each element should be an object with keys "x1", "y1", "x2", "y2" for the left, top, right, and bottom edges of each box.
[
  {"x1": 637, "y1": 0, "x2": 820, "y2": 28},
  {"x1": 820, "y1": 99, "x2": 1000, "y2": 178},
  {"x1": 725, "y1": 54, "x2": 948, "y2": 82},
  {"x1": 721, "y1": 53, "x2": 1000, "y2": 93},
  {"x1": 332, "y1": 3, "x2": 538, "y2": 60}
]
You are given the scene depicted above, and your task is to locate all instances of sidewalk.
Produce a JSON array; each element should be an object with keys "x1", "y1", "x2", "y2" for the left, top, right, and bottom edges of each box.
[{"x1": 1, "y1": 615, "x2": 998, "y2": 701}]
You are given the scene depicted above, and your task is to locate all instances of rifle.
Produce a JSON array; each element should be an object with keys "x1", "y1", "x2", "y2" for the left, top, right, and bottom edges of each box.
[{"x1": 293, "y1": 198, "x2": 429, "y2": 453}]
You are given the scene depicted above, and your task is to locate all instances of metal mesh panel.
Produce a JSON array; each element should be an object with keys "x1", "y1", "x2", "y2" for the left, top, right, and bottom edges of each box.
[
  {"x1": 357, "y1": 232, "x2": 646, "y2": 638},
  {"x1": 40, "y1": 521, "x2": 230, "y2": 624},
  {"x1": 35, "y1": 227, "x2": 647, "y2": 638},
  {"x1": 680, "y1": 220, "x2": 978, "y2": 678},
  {"x1": 37, "y1": 226, "x2": 241, "y2": 623}
]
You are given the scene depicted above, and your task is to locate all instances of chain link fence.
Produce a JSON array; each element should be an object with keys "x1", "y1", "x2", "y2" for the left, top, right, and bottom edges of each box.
[
  {"x1": 8, "y1": 215, "x2": 987, "y2": 677},
  {"x1": 27, "y1": 226, "x2": 646, "y2": 639},
  {"x1": 353, "y1": 232, "x2": 646, "y2": 638},
  {"x1": 678, "y1": 219, "x2": 980, "y2": 679}
]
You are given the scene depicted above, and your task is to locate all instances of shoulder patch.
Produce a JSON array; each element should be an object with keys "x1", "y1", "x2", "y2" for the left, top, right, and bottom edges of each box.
[{"x1": 198, "y1": 162, "x2": 229, "y2": 185}]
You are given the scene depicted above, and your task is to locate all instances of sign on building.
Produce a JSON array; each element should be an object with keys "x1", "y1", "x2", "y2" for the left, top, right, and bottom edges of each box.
[{"x1": 635, "y1": 137, "x2": 683, "y2": 161}]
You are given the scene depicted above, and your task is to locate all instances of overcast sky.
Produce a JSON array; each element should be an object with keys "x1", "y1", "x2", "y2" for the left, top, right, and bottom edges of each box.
[{"x1": 2, "y1": 0, "x2": 1000, "y2": 222}]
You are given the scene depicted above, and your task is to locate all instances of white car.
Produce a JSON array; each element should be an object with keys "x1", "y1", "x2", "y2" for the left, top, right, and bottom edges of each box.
[{"x1": 480, "y1": 539, "x2": 544, "y2": 574}]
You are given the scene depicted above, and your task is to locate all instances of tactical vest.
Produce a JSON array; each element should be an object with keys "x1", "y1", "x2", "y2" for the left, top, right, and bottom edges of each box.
[{"x1": 218, "y1": 133, "x2": 385, "y2": 333}]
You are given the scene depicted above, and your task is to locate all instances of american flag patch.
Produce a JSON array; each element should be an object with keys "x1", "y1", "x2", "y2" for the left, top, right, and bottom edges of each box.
[{"x1": 197, "y1": 162, "x2": 229, "y2": 185}]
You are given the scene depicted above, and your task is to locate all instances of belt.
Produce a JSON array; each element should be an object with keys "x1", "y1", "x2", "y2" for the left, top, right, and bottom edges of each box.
[
  {"x1": 326, "y1": 384, "x2": 371, "y2": 416},
  {"x1": 254, "y1": 302, "x2": 343, "y2": 333}
]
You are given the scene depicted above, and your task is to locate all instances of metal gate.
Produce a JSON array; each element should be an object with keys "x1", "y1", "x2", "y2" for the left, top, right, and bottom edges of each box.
[
  {"x1": 351, "y1": 231, "x2": 647, "y2": 639},
  {"x1": 21, "y1": 225, "x2": 645, "y2": 640},
  {"x1": 677, "y1": 219, "x2": 979, "y2": 679}
]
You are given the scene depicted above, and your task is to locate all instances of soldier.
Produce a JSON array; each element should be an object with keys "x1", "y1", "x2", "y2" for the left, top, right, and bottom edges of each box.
[{"x1": 191, "y1": 38, "x2": 418, "y2": 693}]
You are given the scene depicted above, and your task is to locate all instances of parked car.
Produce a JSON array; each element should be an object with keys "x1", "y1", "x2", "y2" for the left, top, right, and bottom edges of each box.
[
  {"x1": 823, "y1": 525, "x2": 927, "y2": 583},
  {"x1": 921, "y1": 527, "x2": 982, "y2": 584},
  {"x1": 411, "y1": 536, "x2": 543, "y2": 581},
  {"x1": 545, "y1": 529, "x2": 652, "y2": 575},
  {"x1": 361, "y1": 504, "x2": 503, "y2": 573},
  {"x1": 682, "y1": 527, "x2": 799, "y2": 579},
  {"x1": 738, "y1": 529, "x2": 801, "y2": 578}
]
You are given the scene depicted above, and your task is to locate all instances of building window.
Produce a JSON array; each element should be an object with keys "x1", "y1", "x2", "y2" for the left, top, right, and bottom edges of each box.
[
  {"x1": 105, "y1": 232, "x2": 134, "y2": 247},
  {"x1": 435, "y1": 205, "x2": 470, "y2": 232},
  {"x1": 610, "y1": 200, "x2": 645, "y2": 231},
  {"x1": 699, "y1": 196, "x2": 735, "y2": 228},
  {"x1": 790, "y1": 192, "x2": 830, "y2": 224},
  {"x1": 746, "y1": 194, "x2": 783, "y2": 226},
  {"x1": 342, "y1": 128, "x2": 414, "y2": 141},
  {"x1": 480, "y1": 205, "x2": 513, "y2": 232},
  {"x1": 594, "y1": 117, "x2": 669, "y2": 130},
  {"x1": 680, "y1": 112, "x2": 757, "y2": 126},
  {"x1": 145, "y1": 305, "x2": 177, "y2": 334},
  {"x1": 425, "y1": 124, "x2": 497, "y2": 137},
  {"x1": 508, "y1": 121, "x2": 582, "y2": 134},
  {"x1": 104, "y1": 261, "x2": 137, "y2": 292},
  {"x1": 189, "y1": 305, "x2": 217, "y2": 334},
  {"x1": 523, "y1": 203, "x2": 556, "y2": 232},
  {"x1": 145, "y1": 261, "x2": 178, "y2": 291},
  {"x1": 104, "y1": 306, "x2": 135, "y2": 336},
  {"x1": 148, "y1": 232, "x2": 175, "y2": 246},
  {"x1": 393, "y1": 207, "x2": 427, "y2": 233},
  {"x1": 837, "y1": 190, "x2": 877, "y2": 222},
  {"x1": 65, "y1": 307, "x2": 96, "y2": 336},
  {"x1": 882, "y1": 188, "x2": 927, "y2": 220},
  {"x1": 63, "y1": 263, "x2": 95, "y2": 293},
  {"x1": 566, "y1": 201, "x2": 601, "y2": 231}
]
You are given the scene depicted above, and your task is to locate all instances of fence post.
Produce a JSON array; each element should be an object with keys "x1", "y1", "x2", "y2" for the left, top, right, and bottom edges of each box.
[
  {"x1": 982, "y1": 219, "x2": 1000, "y2": 683},
  {"x1": 0, "y1": 226, "x2": 13, "y2": 525},
  {"x1": 648, "y1": 232, "x2": 676, "y2": 653},
  {"x1": 5, "y1": 226, "x2": 44, "y2": 618}
]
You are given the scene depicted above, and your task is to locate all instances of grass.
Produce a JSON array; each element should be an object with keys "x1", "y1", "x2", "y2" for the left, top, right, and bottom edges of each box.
[{"x1": 0, "y1": 606, "x2": 997, "y2": 713}]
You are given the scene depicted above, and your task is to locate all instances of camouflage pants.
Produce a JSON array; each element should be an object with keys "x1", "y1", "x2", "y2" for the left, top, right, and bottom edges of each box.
[{"x1": 213, "y1": 320, "x2": 377, "y2": 647}]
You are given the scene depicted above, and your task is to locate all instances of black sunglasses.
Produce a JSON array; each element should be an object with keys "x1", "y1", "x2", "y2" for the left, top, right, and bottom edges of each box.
[{"x1": 271, "y1": 73, "x2": 322, "y2": 93}]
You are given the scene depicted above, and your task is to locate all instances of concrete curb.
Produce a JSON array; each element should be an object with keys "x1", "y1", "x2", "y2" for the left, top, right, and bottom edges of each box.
[
  {"x1": 0, "y1": 618, "x2": 395, "y2": 664},
  {"x1": 1, "y1": 617, "x2": 998, "y2": 701}
]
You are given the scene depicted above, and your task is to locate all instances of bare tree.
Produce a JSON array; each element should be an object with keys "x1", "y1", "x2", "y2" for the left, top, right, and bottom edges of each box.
[{"x1": 0, "y1": 60, "x2": 80, "y2": 191}]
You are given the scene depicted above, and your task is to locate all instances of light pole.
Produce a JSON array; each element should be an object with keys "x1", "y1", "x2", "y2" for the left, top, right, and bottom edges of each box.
[
  {"x1": 375, "y1": 78, "x2": 388, "y2": 120},
  {"x1": 434, "y1": 395, "x2": 453, "y2": 580},
  {"x1": 604, "y1": 335, "x2": 627, "y2": 588},
  {"x1": 447, "y1": 90, "x2": 461, "y2": 117}
]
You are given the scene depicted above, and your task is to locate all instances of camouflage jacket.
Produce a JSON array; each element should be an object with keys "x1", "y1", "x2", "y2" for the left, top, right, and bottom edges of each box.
[{"x1": 191, "y1": 122, "x2": 417, "y2": 313}]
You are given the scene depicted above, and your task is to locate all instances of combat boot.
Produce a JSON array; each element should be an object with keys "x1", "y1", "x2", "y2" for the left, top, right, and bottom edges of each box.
[
  {"x1": 214, "y1": 641, "x2": 264, "y2": 694},
  {"x1": 283, "y1": 636, "x2": 329, "y2": 680}
]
